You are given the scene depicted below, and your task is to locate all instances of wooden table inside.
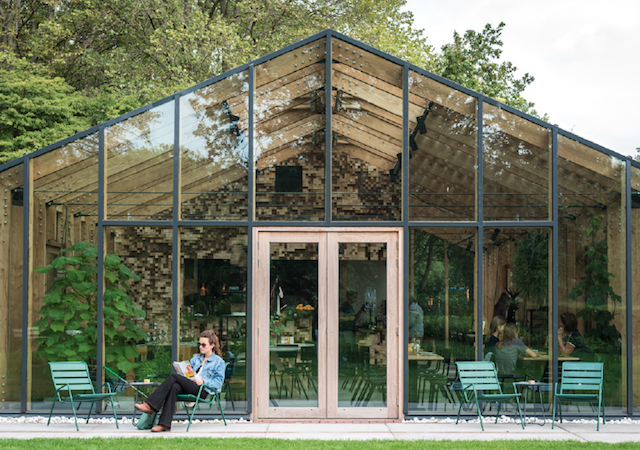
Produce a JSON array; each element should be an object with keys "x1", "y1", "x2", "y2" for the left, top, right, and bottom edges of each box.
[
  {"x1": 408, "y1": 353, "x2": 445, "y2": 361},
  {"x1": 523, "y1": 353, "x2": 580, "y2": 361}
]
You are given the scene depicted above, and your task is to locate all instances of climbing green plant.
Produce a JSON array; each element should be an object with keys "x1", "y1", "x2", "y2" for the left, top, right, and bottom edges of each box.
[
  {"x1": 569, "y1": 216, "x2": 621, "y2": 354},
  {"x1": 512, "y1": 230, "x2": 549, "y2": 305},
  {"x1": 34, "y1": 241, "x2": 147, "y2": 372}
]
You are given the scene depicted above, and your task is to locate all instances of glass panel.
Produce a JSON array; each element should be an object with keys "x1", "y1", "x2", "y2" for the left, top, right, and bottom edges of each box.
[
  {"x1": 0, "y1": 164, "x2": 23, "y2": 411},
  {"x1": 482, "y1": 227, "x2": 551, "y2": 401},
  {"x1": 106, "y1": 101, "x2": 174, "y2": 220},
  {"x1": 632, "y1": 165, "x2": 640, "y2": 412},
  {"x1": 408, "y1": 72, "x2": 477, "y2": 221},
  {"x1": 558, "y1": 135, "x2": 626, "y2": 413},
  {"x1": 180, "y1": 72, "x2": 249, "y2": 220},
  {"x1": 104, "y1": 226, "x2": 171, "y2": 414},
  {"x1": 269, "y1": 243, "x2": 319, "y2": 407},
  {"x1": 483, "y1": 104, "x2": 550, "y2": 221},
  {"x1": 407, "y1": 228, "x2": 476, "y2": 412},
  {"x1": 29, "y1": 135, "x2": 99, "y2": 411},
  {"x1": 338, "y1": 242, "x2": 387, "y2": 407},
  {"x1": 254, "y1": 39, "x2": 326, "y2": 221},
  {"x1": 180, "y1": 227, "x2": 248, "y2": 412},
  {"x1": 331, "y1": 39, "x2": 402, "y2": 221}
]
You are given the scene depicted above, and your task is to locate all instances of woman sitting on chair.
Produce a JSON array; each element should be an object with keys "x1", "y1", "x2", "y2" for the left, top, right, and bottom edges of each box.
[
  {"x1": 494, "y1": 323, "x2": 537, "y2": 375},
  {"x1": 134, "y1": 330, "x2": 226, "y2": 432}
]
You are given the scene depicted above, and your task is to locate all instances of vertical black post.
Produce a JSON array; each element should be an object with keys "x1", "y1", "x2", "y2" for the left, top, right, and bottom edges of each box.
[
  {"x1": 172, "y1": 95, "x2": 181, "y2": 363},
  {"x1": 97, "y1": 126, "x2": 105, "y2": 397},
  {"x1": 247, "y1": 65, "x2": 255, "y2": 414},
  {"x1": 325, "y1": 31, "x2": 332, "y2": 225},
  {"x1": 476, "y1": 99, "x2": 483, "y2": 361},
  {"x1": 552, "y1": 128, "x2": 559, "y2": 384},
  {"x1": 402, "y1": 64, "x2": 409, "y2": 413},
  {"x1": 625, "y1": 160, "x2": 633, "y2": 414},
  {"x1": 20, "y1": 157, "x2": 30, "y2": 413}
]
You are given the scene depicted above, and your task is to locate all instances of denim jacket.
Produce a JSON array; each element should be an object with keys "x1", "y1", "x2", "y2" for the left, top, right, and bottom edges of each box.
[{"x1": 190, "y1": 353, "x2": 226, "y2": 395}]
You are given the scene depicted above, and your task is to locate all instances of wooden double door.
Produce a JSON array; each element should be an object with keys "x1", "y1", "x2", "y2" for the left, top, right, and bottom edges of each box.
[{"x1": 253, "y1": 228, "x2": 402, "y2": 420}]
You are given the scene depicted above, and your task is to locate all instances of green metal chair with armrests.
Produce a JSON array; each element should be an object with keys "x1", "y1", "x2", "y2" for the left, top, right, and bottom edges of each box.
[
  {"x1": 176, "y1": 365, "x2": 228, "y2": 432},
  {"x1": 552, "y1": 362, "x2": 604, "y2": 430},
  {"x1": 455, "y1": 361, "x2": 525, "y2": 431},
  {"x1": 48, "y1": 361, "x2": 119, "y2": 431}
]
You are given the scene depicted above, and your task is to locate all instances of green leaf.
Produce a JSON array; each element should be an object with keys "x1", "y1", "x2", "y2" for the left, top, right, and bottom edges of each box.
[
  {"x1": 50, "y1": 320, "x2": 66, "y2": 332},
  {"x1": 104, "y1": 253, "x2": 121, "y2": 268},
  {"x1": 35, "y1": 265, "x2": 53, "y2": 273}
]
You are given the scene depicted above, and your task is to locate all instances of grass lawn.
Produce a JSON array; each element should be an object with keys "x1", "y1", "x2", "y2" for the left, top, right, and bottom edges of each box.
[{"x1": 0, "y1": 439, "x2": 638, "y2": 450}]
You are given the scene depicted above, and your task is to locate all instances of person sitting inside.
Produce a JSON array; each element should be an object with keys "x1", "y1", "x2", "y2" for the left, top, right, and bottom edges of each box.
[
  {"x1": 485, "y1": 316, "x2": 506, "y2": 349},
  {"x1": 134, "y1": 330, "x2": 226, "y2": 432},
  {"x1": 558, "y1": 312, "x2": 589, "y2": 355},
  {"x1": 494, "y1": 323, "x2": 537, "y2": 375}
]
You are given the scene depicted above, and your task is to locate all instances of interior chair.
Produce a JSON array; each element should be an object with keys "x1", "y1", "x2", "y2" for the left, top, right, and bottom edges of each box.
[
  {"x1": 48, "y1": 361, "x2": 119, "y2": 431},
  {"x1": 177, "y1": 382, "x2": 227, "y2": 431},
  {"x1": 552, "y1": 362, "x2": 604, "y2": 431},
  {"x1": 455, "y1": 361, "x2": 525, "y2": 431}
]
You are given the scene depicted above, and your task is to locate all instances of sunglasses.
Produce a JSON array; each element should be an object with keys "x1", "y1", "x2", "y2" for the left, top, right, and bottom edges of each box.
[{"x1": 198, "y1": 342, "x2": 209, "y2": 347}]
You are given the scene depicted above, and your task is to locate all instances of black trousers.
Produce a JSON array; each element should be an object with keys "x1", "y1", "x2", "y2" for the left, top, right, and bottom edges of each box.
[{"x1": 146, "y1": 374, "x2": 207, "y2": 428}]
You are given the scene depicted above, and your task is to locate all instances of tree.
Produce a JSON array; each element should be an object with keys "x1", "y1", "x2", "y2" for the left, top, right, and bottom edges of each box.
[
  {"x1": 437, "y1": 22, "x2": 546, "y2": 119},
  {"x1": 0, "y1": 52, "x2": 90, "y2": 163},
  {"x1": 0, "y1": 1, "x2": 543, "y2": 163}
]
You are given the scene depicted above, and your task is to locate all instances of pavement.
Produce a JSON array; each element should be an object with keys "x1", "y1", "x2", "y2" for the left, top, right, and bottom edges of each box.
[{"x1": 1, "y1": 416, "x2": 640, "y2": 443}]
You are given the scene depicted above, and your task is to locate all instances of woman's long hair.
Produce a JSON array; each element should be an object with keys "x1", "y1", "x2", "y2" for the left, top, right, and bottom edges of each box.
[
  {"x1": 495, "y1": 323, "x2": 518, "y2": 348},
  {"x1": 200, "y1": 330, "x2": 222, "y2": 357},
  {"x1": 486, "y1": 316, "x2": 506, "y2": 342}
]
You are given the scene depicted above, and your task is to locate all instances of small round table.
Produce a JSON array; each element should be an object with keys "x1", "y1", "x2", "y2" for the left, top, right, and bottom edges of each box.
[{"x1": 129, "y1": 381, "x2": 162, "y2": 426}]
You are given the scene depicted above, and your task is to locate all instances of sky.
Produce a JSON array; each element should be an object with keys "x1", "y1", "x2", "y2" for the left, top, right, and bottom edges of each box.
[{"x1": 403, "y1": 0, "x2": 640, "y2": 159}]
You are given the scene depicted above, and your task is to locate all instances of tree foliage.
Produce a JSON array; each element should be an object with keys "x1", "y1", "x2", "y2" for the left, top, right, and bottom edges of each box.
[
  {"x1": 569, "y1": 216, "x2": 622, "y2": 355},
  {"x1": 0, "y1": 1, "x2": 542, "y2": 163}
]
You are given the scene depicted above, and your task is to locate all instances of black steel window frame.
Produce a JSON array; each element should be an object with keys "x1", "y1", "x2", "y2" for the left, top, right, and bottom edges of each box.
[{"x1": 5, "y1": 29, "x2": 637, "y2": 417}]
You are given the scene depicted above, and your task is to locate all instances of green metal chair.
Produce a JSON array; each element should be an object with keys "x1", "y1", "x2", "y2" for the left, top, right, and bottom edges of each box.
[
  {"x1": 455, "y1": 361, "x2": 525, "y2": 431},
  {"x1": 552, "y1": 362, "x2": 604, "y2": 430},
  {"x1": 177, "y1": 382, "x2": 227, "y2": 431},
  {"x1": 47, "y1": 361, "x2": 119, "y2": 431}
]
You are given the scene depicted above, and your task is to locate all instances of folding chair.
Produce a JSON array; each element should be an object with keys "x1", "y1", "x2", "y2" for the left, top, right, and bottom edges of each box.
[
  {"x1": 455, "y1": 361, "x2": 525, "y2": 431},
  {"x1": 552, "y1": 362, "x2": 604, "y2": 430},
  {"x1": 177, "y1": 383, "x2": 227, "y2": 431},
  {"x1": 48, "y1": 361, "x2": 119, "y2": 431}
]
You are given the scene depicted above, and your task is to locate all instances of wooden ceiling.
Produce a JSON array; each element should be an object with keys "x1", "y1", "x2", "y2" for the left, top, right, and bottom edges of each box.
[{"x1": 22, "y1": 37, "x2": 625, "y2": 224}]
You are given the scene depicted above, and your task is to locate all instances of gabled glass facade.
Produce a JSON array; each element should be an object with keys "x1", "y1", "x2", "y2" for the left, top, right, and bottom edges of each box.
[{"x1": 0, "y1": 30, "x2": 638, "y2": 419}]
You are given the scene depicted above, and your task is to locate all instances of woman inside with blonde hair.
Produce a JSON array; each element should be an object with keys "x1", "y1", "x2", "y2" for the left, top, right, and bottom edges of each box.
[
  {"x1": 134, "y1": 330, "x2": 226, "y2": 432},
  {"x1": 494, "y1": 323, "x2": 537, "y2": 375}
]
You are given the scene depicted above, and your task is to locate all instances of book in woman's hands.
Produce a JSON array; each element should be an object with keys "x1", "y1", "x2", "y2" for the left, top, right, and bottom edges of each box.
[{"x1": 172, "y1": 361, "x2": 195, "y2": 378}]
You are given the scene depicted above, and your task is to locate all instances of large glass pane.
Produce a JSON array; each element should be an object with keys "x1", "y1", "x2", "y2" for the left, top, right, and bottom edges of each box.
[
  {"x1": 409, "y1": 72, "x2": 477, "y2": 221},
  {"x1": 103, "y1": 226, "x2": 171, "y2": 415},
  {"x1": 180, "y1": 227, "x2": 248, "y2": 412},
  {"x1": 407, "y1": 228, "x2": 476, "y2": 412},
  {"x1": 558, "y1": 136, "x2": 626, "y2": 414},
  {"x1": 180, "y1": 73, "x2": 249, "y2": 220},
  {"x1": 331, "y1": 39, "x2": 402, "y2": 221},
  {"x1": 29, "y1": 135, "x2": 99, "y2": 412},
  {"x1": 106, "y1": 101, "x2": 174, "y2": 220},
  {"x1": 632, "y1": 165, "x2": 640, "y2": 412},
  {"x1": 483, "y1": 104, "x2": 551, "y2": 221},
  {"x1": 269, "y1": 243, "x2": 319, "y2": 407},
  {"x1": 254, "y1": 39, "x2": 326, "y2": 221},
  {"x1": 338, "y1": 242, "x2": 387, "y2": 407},
  {"x1": 0, "y1": 164, "x2": 23, "y2": 411},
  {"x1": 482, "y1": 227, "x2": 551, "y2": 403}
]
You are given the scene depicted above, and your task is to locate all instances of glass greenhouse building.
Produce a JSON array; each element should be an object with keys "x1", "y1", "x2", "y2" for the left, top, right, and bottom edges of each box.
[{"x1": 1, "y1": 30, "x2": 639, "y2": 420}]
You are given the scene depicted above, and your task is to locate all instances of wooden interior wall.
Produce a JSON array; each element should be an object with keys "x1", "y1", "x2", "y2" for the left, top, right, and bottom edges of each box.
[{"x1": 0, "y1": 169, "x2": 24, "y2": 405}]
